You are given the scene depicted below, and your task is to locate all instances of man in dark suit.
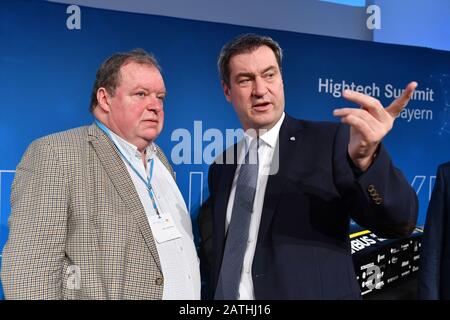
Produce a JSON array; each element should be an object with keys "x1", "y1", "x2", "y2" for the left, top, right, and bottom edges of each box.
[
  {"x1": 199, "y1": 34, "x2": 418, "y2": 299},
  {"x1": 418, "y1": 162, "x2": 450, "y2": 299}
]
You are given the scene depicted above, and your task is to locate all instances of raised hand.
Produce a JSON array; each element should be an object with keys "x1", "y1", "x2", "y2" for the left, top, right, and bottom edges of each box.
[{"x1": 333, "y1": 81, "x2": 417, "y2": 171}]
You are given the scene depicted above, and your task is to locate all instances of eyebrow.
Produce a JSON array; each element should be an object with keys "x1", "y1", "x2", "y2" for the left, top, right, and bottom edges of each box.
[
  {"x1": 131, "y1": 85, "x2": 166, "y2": 94},
  {"x1": 234, "y1": 66, "x2": 278, "y2": 80},
  {"x1": 131, "y1": 86, "x2": 149, "y2": 91},
  {"x1": 261, "y1": 66, "x2": 278, "y2": 74}
]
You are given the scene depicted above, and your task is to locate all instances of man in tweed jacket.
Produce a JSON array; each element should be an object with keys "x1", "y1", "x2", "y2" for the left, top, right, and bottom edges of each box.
[{"x1": 1, "y1": 49, "x2": 201, "y2": 299}]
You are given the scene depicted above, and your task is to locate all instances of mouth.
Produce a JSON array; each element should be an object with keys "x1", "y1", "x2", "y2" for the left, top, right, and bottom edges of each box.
[
  {"x1": 252, "y1": 102, "x2": 272, "y2": 112},
  {"x1": 142, "y1": 119, "x2": 159, "y2": 125}
]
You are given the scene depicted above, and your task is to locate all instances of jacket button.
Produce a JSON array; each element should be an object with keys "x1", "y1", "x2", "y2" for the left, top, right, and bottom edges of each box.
[
  {"x1": 155, "y1": 277, "x2": 164, "y2": 286},
  {"x1": 368, "y1": 185, "x2": 375, "y2": 192}
]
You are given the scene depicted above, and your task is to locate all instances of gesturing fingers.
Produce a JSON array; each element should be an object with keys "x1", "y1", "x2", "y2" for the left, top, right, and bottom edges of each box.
[
  {"x1": 341, "y1": 90, "x2": 390, "y2": 123},
  {"x1": 385, "y1": 81, "x2": 418, "y2": 117},
  {"x1": 333, "y1": 107, "x2": 393, "y2": 139}
]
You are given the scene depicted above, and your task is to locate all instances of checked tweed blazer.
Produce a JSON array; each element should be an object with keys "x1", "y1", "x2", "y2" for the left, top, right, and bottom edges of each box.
[{"x1": 1, "y1": 123, "x2": 176, "y2": 299}]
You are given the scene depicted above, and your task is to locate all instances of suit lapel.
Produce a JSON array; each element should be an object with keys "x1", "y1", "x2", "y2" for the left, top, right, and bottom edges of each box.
[
  {"x1": 213, "y1": 117, "x2": 304, "y2": 279},
  {"x1": 88, "y1": 123, "x2": 162, "y2": 272},
  {"x1": 257, "y1": 115, "x2": 304, "y2": 245}
]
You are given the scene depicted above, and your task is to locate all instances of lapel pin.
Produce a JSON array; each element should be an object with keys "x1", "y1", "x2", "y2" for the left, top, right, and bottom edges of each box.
[{"x1": 290, "y1": 136, "x2": 296, "y2": 141}]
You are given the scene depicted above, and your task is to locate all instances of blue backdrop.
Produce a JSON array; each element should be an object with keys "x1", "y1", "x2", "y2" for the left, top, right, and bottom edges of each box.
[{"x1": 1, "y1": 0, "x2": 450, "y2": 299}]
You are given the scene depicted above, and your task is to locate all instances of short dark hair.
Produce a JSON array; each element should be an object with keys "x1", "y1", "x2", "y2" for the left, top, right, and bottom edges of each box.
[
  {"x1": 218, "y1": 34, "x2": 283, "y2": 87},
  {"x1": 89, "y1": 49, "x2": 160, "y2": 112}
]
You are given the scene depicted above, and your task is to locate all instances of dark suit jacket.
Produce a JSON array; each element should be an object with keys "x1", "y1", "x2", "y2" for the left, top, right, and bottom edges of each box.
[
  {"x1": 418, "y1": 162, "x2": 450, "y2": 300},
  {"x1": 199, "y1": 114, "x2": 418, "y2": 299}
]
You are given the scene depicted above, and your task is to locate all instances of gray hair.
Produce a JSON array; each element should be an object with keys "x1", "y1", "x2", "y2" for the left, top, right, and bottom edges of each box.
[{"x1": 90, "y1": 49, "x2": 160, "y2": 112}]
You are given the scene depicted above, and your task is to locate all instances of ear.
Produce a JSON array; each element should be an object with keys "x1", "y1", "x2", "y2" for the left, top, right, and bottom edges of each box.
[
  {"x1": 222, "y1": 81, "x2": 232, "y2": 103},
  {"x1": 96, "y1": 88, "x2": 111, "y2": 113}
]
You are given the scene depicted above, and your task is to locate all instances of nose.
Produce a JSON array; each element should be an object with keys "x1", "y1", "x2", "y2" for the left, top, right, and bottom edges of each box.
[
  {"x1": 252, "y1": 76, "x2": 268, "y2": 98},
  {"x1": 146, "y1": 94, "x2": 163, "y2": 113}
]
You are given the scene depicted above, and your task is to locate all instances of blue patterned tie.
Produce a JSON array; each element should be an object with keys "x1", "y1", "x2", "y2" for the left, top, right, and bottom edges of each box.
[{"x1": 215, "y1": 137, "x2": 259, "y2": 300}]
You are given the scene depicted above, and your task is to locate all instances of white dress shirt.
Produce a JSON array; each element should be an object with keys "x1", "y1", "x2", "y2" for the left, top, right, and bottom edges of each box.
[
  {"x1": 225, "y1": 112, "x2": 285, "y2": 299},
  {"x1": 108, "y1": 130, "x2": 201, "y2": 300}
]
